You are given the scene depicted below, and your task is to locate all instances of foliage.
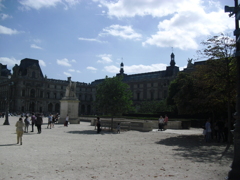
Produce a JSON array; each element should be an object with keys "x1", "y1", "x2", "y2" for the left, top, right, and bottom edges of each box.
[
  {"x1": 95, "y1": 75, "x2": 133, "y2": 129},
  {"x1": 167, "y1": 34, "x2": 236, "y2": 119},
  {"x1": 137, "y1": 99, "x2": 173, "y2": 114}
]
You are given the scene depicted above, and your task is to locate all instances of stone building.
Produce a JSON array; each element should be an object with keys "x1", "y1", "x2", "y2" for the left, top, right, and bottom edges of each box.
[{"x1": 0, "y1": 53, "x2": 179, "y2": 115}]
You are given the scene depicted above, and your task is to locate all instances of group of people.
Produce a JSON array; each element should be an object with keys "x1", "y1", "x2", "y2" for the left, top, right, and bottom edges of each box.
[
  {"x1": 15, "y1": 113, "x2": 44, "y2": 145},
  {"x1": 47, "y1": 114, "x2": 59, "y2": 129},
  {"x1": 95, "y1": 117, "x2": 121, "y2": 134},
  {"x1": 15, "y1": 113, "x2": 60, "y2": 145},
  {"x1": 204, "y1": 118, "x2": 231, "y2": 143},
  {"x1": 0, "y1": 112, "x2": 5, "y2": 118},
  {"x1": 158, "y1": 115, "x2": 168, "y2": 131}
]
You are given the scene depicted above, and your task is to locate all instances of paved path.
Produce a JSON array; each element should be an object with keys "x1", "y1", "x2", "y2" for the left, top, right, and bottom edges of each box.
[{"x1": 0, "y1": 116, "x2": 233, "y2": 180}]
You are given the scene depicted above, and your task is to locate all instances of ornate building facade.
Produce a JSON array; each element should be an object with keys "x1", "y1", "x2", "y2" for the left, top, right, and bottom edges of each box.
[{"x1": 0, "y1": 53, "x2": 179, "y2": 115}]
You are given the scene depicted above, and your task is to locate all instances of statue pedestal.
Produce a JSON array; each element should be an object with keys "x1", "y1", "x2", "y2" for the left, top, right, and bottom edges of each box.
[{"x1": 59, "y1": 98, "x2": 80, "y2": 124}]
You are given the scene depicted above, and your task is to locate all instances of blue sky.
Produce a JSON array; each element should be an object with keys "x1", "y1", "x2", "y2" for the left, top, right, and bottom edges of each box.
[{"x1": 0, "y1": 0, "x2": 235, "y2": 83}]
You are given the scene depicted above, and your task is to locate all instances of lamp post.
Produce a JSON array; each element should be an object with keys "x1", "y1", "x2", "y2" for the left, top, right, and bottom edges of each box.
[
  {"x1": 3, "y1": 74, "x2": 11, "y2": 125},
  {"x1": 225, "y1": 0, "x2": 240, "y2": 179}
]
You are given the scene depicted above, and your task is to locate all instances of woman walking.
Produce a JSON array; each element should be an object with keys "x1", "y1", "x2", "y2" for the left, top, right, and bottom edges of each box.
[{"x1": 15, "y1": 117, "x2": 24, "y2": 145}]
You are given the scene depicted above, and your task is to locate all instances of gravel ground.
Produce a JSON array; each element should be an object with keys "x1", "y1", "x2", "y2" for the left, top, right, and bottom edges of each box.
[{"x1": 0, "y1": 116, "x2": 233, "y2": 180}]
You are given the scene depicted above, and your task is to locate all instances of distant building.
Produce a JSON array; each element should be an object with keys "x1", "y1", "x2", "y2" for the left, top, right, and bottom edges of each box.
[{"x1": 0, "y1": 53, "x2": 184, "y2": 115}]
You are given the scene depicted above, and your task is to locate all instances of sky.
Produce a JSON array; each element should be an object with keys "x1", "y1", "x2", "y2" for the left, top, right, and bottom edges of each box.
[{"x1": 0, "y1": 0, "x2": 235, "y2": 83}]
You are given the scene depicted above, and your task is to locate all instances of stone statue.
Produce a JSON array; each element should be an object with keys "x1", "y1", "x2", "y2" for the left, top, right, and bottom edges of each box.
[
  {"x1": 65, "y1": 77, "x2": 76, "y2": 98},
  {"x1": 187, "y1": 58, "x2": 193, "y2": 68}
]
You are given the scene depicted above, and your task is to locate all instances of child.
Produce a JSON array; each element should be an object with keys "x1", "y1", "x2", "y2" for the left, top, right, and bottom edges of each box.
[{"x1": 117, "y1": 123, "x2": 121, "y2": 134}]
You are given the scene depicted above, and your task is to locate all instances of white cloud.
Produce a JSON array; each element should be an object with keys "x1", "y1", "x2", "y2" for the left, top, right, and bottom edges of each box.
[
  {"x1": 68, "y1": 68, "x2": 81, "y2": 73},
  {"x1": 33, "y1": 39, "x2": 42, "y2": 43},
  {"x1": 97, "y1": 54, "x2": 112, "y2": 64},
  {"x1": 104, "y1": 63, "x2": 167, "y2": 74},
  {"x1": 0, "y1": 57, "x2": 19, "y2": 67},
  {"x1": 97, "y1": 0, "x2": 182, "y2": 18},
  {"x1": 39, "y1": 60, "x2": 46, "y2": 67},
  {"x1": 64, "y1": 72, "x2": 71, "y2": 76},
  {"x1": 56, "y1": 58, "x2": 72, "y2": 67},
  {"x1": 0, "y1": 13, "x2": 12, "y2": 20},
  {"x1": 97, "y1": 0, "x2": 234, "y2": 50},
  {"x1": 68, "y1": 69, "x2": 75, "y2": 72},
  {"x1": 31, "y1": 44, "x2": 43, "y2": 49},
  {"x1": 78, "y1": 37, "x2": 106, "y2": 43},
  {"x1": 142, "y1": 8, "x2": 233, "y2": 50},
  {"x1": 0, "y1": 25, "x2": 19, "y2": 35},
  {"x1": 87, "y1": 66, "x2": 97, "y2": 71},
  {"x1": 71, "y1": 59, "x2": 76, "y2": 63},
  {"x1": 0, "y1": 0, "x2": 5, "y2": 10},
  {"x1": 99, "y1": 24, "x2": 142, "y2": 40},
  {"x1": 19, "y1": 0, "x2": 61, "y2": 10},
  {"x1": 19, "y1": 0, "x2": 80, "y2": 10}
]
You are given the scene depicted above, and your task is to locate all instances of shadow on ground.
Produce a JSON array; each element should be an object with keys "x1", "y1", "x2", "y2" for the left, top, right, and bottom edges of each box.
[
  {"x1": 0, "y1": 143, "x2": 17, "y2": 146},
  {"x1": 67, "y1": 129, "x2": 117, "y2": 135},
  {"x1": 156, "y1": 135, "x2": 233, "y2": 163}
]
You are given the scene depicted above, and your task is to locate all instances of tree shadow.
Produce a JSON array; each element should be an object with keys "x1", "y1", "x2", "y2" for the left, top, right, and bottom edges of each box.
[
  {"x1": 67, "y1": 129, "x2": 117, "y2": 135},
  {"x1": 155, "y1": 135, "x2": 233, "y2": 163}
]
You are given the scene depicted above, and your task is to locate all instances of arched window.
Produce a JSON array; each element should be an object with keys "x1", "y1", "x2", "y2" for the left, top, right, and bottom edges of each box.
[{"x1": 48, "y1": 103, "x2": 53, "y2": 112}]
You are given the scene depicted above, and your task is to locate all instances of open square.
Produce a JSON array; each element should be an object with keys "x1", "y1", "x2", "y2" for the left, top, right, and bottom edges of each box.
[{"x1": 0, "y1": 116, "x2": 233, "y2": 180}]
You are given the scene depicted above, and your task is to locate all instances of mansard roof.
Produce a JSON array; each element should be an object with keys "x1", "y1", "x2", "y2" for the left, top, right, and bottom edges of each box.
[{"x1": 18, "y1": 58, "x2": 44, "y2": 77}]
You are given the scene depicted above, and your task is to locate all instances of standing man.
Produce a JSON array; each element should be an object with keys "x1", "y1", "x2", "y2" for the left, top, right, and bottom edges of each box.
[
  {"x1": 36, "y1": 114, "x2": 43, "y2": 134},
  {"x1": 47, "y1": 114, "x2": 52, "y2": 129},
  {"x1": 31, "y1": 113, "x2": 36, "y2": 132},
  {"x1": 65, "y1": 114, "x2": 69, "y2": 127},
  {"x1": 96, "y1": 117, "x2": 101, "y2": 133}
]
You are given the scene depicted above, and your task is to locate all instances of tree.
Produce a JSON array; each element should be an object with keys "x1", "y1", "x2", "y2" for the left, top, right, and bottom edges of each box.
[
  {"x1": 138, "y1": 99, "x2": 173, "y2": 114},
  {"x1": 196, "y1": 34, "x2": 236, "y2": 142},
  {"x1": 167, "y1": 72, "x2": 197, "y2": 114},
  {"x1": 95, "y1": 75, "x2": 133, "y2": 130}
]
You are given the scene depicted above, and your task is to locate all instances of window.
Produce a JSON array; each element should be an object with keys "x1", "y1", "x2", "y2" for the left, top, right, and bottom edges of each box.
[
  {"x1": 40, "y1": 91, "x2": 43, "y2": 98},
  {"x1": 22, "y1": 90, "x2": 25, "y2": 97},
  {"x1": 30, "y1": 89, "x2": 35, "y2": 98},
  {"x1": 32, "y1": 71, "x2": 36, "y2": 78}
]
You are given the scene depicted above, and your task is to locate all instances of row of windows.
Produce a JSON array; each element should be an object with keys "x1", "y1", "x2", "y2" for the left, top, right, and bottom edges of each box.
[{"x1": 21, "y1": 89, "x2": 94, "y2": 101}]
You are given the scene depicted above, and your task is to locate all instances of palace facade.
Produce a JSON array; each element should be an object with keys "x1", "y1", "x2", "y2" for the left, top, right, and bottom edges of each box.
[{"x1": 0, "y1": 53, "x2": 181, "y2": 115}]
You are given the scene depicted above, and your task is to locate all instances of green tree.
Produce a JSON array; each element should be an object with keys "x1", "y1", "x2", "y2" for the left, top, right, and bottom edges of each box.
[
  {"x1": 196, "y1": 34, "x2": 236, "y2": 142},
  {"x1": 167, "y1": 72, "x2": 197, "y2": 114},
  {"x1": 95, "y1": 75, "x2": 133, "y2": 130},
  {"x1": 167, "y1": 34, "x2": 236, "y2": 142},
  {"x1": 138, "y1": 99, "x2": 173, "y2": 114}
]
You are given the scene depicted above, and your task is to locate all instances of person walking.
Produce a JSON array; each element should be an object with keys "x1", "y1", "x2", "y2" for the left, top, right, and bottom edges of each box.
[
  {"x1": 15, "y1": 117, "x2": 24, "y2": 145},
  {"x1": 205, "y1": 118, "x2": 212, "y2": 142},
  {"x1": 31, "y1": 113, "x2": 36, "y2": 132},
  {"x1": 36, "y1": 114, "x2": 43, "y2": 134},
  {"x1": 47, "y1": 114, "x2": 52, "y2": 129},
  {"x1": 96, "y1": 117, "x2": 101, "y2": 133},
  {"x1": 65, "y1": 114, "x2": 69, "y2": 127},
  {"x1": 117, "y1": 123, "x2": 121, "y2": 134},
  {"x1": 24, "y1": 116, "x2": 30, "y2": 133}
]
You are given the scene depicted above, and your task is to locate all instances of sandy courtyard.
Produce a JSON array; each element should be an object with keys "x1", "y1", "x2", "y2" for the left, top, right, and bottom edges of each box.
[{"x1": 0, "y1": 116, "x2": 233, "y2": 180}]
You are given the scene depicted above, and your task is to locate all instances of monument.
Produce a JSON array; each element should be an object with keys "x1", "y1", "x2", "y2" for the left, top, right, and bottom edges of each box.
[{"x1": 59, "y1": 77, "x2": 80, "y2": 124}]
